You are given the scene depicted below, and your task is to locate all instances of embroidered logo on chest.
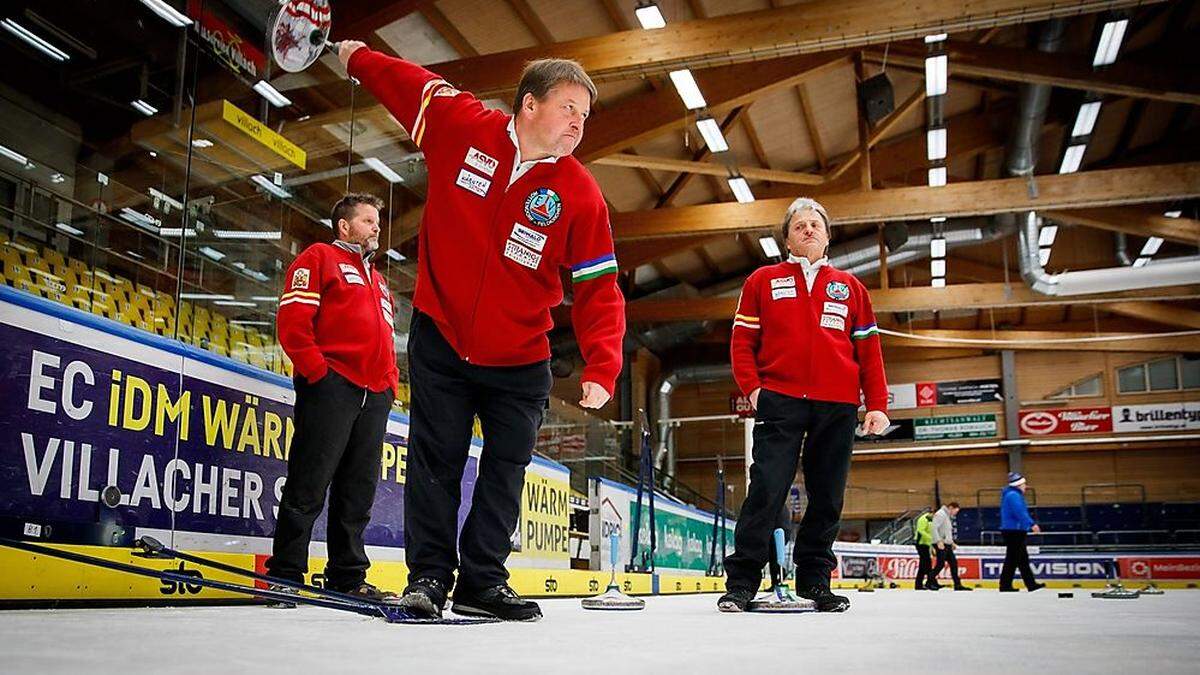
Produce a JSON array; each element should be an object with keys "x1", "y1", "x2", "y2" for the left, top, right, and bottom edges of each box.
[
  {"x1": 455, "y1": 168, "x2": 491, "y2": 197},
  {"x1": 820, "y1": 314, "x2": 846, "y2": 331},
  {"x1": 338, "y1": 262, "x2": 365, "y2": 286},
  {"x1": 524, "y1": 187, "x2": 562, "y2": 226},
  {"x1": 464, "y1": 146, "x2": 498, "y2": 177},
  {"x1": 825, "y1": 280, "x2": 850, "y2": 301},
  {"x1": 823, "y1": 301, "x2": 849, "y2": 317},
  {"x1": 503, "y1": 240, "x2": 542, "y2": 270},
  {"x1": 510, "y1": 223, "x2": 548, "y2": 252},
  {"x1": 771, "y1": 276, "x2": 796, "y2": 289},
  {"x1": 771, "y1": 287, "x2": 797, "y2": 300}
]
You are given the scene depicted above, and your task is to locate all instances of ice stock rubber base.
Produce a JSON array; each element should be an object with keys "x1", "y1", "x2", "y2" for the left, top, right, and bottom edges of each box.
[{"x1": 745, "y1": 585, "x2": 817, "y2": 613}]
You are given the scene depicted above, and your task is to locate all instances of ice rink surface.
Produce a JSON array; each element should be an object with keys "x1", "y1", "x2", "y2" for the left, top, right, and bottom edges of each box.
[{"x1": 2, "y1": 590, "x2": 1198, "y2": 674}]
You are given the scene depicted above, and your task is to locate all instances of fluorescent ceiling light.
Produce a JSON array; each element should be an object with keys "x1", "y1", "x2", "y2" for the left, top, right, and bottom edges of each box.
[
  {"x1": 131, "y1": 99, "x2": 158, "y2": 116},
  {"x1": 253, "y1": 80, "x2": 292, "y2": 108},
  {"x1": 924, "y1": 54, "x2": 947, "y2": 97},
  {"x1": 231, "y1": 320, "x2": 272, "y2": 327},
  {"x1": 249, "y1": 295, "x2": 277, "y2": 302},
  {"x1": 1132, "y1": 257, "x2": 1149, "y2": 268},
  {"x1": 386, "y1": 249, "x2": 406, "y2": 262},
  {"x1": 0, "y1": 143, "x2": 30, "y2": 165},
  {"x1": 180, "y1": 293, "x2": 235, "y2": 301},
  {"x1": 927, "y1": 166, "x2": 947, "y2": 187},
  {"x1": 1140, "y1": 236, "x2": 1163, "y2": 257},
  {"x1": 929, "y1": 237, "x2": 946, "y2": 258},
  {"x1": 319, "y1": 218, "x2": 333, "y2": 228},
  {"x1": 214, "y1": 300, "x2": 257, "y2": 307},
  {"x1": 148, "y1": 187, "x2": 183, "y2": 212},
  {"x1": 191, "y1": 138, "x2": 213, "y2": 148},
  {"x1": 1092, "y1": 18, "x2": 1128, "y2": 67},
  {"x1": 1, "y1": 19, "x2": 70, "y2": 62},
  {"x1": 56, "y1": 222, "x2": 84, "y2": 236},
  {"x1": 1038, "y1": 247, "x2": 1052, "y2": 266},
  {"x1": 213, "y1": 229, "x2": 283, "y2": 240},
  {"x1": 1163, "y1": 210, "x2": 1182, "y2": 218},
  {"x1": 1070, "y1": 101, "x2": 1102, "y2": 138},
  {"x1": 119, "y1": 207, "x2": 160, "y2": 230},
  {"x1": 926, "y1": 127, "x2": 947, "y2": 161},
  {"x1": 1058, "y1": 144, "x2": 1086, "y2": 174},
  {"x1": 363, "y1": 156, "x2": 404, "y2": 183},
  {"x1": 1037, "y1": 225, "x2": 1058, "y2": 248},
  {"x1": 930, "y1": 216, "x2": 947, "y2": 223},
  {"x1": 695, "y1": 116, "x2": 728, "y2": 153},
  {"x1": 931, "y1": 277, "x2": 946, "y2": 288},
  {"x1": 924, "y1": 33, "x2": 948, "y2": 43},
  {"x1": 635, "y1": 2, "x2": 667, "y2": 29},
  {"x1": 727, "y1": 176, "x2": 755, "y2": 203},
  {"x1": 199, "y1": 246, "x2": 225, "y2": 261},
  {"x1": 139, "y1": 0, "x2": 193, "y2": 27},
  {"x1": 668, "y1": 69, "x2": 707, "y2": 110},
  {"x1": 158, "y1": 227, "x2": 198, "y2": 237},
  {"x1": 758, "y1": 236, "x2": 781, "y2": 258},
  {"x1": 930, "y1": 259, "x2": 946, "y2": 278},
  {"x1": 250, "y1": 174, "x2": 291, "y2": 199}
]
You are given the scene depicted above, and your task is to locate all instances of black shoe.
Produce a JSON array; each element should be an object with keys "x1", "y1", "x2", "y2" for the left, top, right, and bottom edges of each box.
[
  {"x1": 795, "y1": 584, "x2": 850, "y2": 612},
  {"x1": 999, "y1": 586, "x2": 1020, "y2": 593},
  {"x1": 397, "y1": 578, "x2": 448, "y2": 619},
  {"x1": 926, "y1": 581, "x2": 942, "y2": 591},
  {"x1": 337, "y1": 581, "x2": 399, "y2": 603},
  {"x1": 1027, "y1": 582, "x2": 1046, "y2": 592},
  {"x1": 717, "y1": 587, "x2": 756, "y2": 613},
  {"x1": 452, "y1": 584, "x2": 541, "y2": 621},
  {"x1": 954, "y1": 585, "x2": 974, "y2": 591}
]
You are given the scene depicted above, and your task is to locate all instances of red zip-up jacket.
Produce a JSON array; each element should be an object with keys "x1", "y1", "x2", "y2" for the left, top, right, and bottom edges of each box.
[
  {"x1": 277, "y1": 240, "x2": 399, "y2": 394},
  {"x1": 347, "y1": 48, "x2": 626, "y2": 394},
  {"x1": 730, "y1": 260, "x2": 888, "y2": 412}
]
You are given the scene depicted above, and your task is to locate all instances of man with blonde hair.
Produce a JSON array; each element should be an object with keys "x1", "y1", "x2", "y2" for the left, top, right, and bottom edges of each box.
[{"x1": 720, "y1": 197, "x2": 890, "y2": 613}]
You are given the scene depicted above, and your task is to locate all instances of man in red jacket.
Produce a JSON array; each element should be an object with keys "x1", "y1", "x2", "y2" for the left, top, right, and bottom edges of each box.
[
  {"x1": 338, "y1": 42, "x2": 625, "y2": 621},
  {"x1": 719, "y1": 197, "x2": 890, "y2": 613},
  {"x1": 267, "y1": 193, "x2": 399, "y2": 601}
]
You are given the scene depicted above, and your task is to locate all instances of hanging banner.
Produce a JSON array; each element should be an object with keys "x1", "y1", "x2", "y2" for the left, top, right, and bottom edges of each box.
[
  {"x1": 188, "y1": 0, "x2": 268, "y2": 80},
  {"x1": 937, "y1": 378, "x2": 1003, "y2": 405},
  {"x1": 730, "y1": 392, "x2": 754, "y2": 418},
  {"x1": 1018, "y1": 407, "x2": 1113, "y2": 436},
  {"x1": 914, "y1": 414, "x2": 997, "y2": 441}
]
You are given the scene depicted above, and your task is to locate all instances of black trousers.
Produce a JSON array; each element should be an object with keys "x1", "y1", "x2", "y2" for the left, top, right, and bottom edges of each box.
[
  {"x1": 405, "y1": 310, "x2": 550, "y2": 592},
  {"x1": 1000, "y1": 530, "x2": 1039, "y2": 589},
  {"x1": 725, "y1": 391, "x2": 858, "y2": 590},
  {"x1": 930, "y1": 545, "x2": 962, "y2": 587},
  {"x1": 266, "y1": 370, "x2": 393, "y2": 591},
  {"x1": 915, "y1": 544, "x2": 934, "y2": 589}
]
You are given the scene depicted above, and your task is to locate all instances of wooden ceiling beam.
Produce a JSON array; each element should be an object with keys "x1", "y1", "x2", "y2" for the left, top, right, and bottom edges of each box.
[
  {"x1": 1043, "y1": 207, "x2": 1200, "y2": 245},
  {"x1": 593, "y1": 153, "x2": 824, "y2": 185},
  {"x1": 864, "y1": 39, "x2": 1200, "y2": 105},
  {"x1": 611, "y1": 163, "x2": 1200, "y2": 240}
]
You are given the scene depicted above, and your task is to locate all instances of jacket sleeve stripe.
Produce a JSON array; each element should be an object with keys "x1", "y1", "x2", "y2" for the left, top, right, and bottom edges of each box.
[
  {"x1": 734, "y1": 313, "x2": 759, "y2": 323},
  {"x1": 733, "y1": 320, "x2": 761, "y2": 330},
  {"x1": 572, "y1": 259, "x2": 619, "y2": 282},
  {"x1": 281, "y1": 290, "x2": 321, "y2": 301},
  {"x1": 851, "y1": 324, "x2": 878, "y2": 339},
  {"x1": 279, "y1": 297, "x2": 320, "y2": 308},
  {"x1": 412, "y1": 78, "x2": 449, "y2": 147}
]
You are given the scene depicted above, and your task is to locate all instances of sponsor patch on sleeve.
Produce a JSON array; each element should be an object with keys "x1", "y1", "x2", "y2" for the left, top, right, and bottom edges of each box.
[
  {"x1": 771, "y1": 287, "x2": 797, "y2": 300},
  {"x1": 823, "y1": 301, "x2": 849, "y2": 317},
  {"x1": 503, "y1": 240, "x2": 542, "y2": 270},
  {"x1": 820, "y1": 314, "x2": 846, "y2": 331}
]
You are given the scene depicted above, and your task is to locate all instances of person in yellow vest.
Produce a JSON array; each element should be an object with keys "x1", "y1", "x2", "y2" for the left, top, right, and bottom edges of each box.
[{"x1": 914, "y1": 509, "x2": 936, "y2": 590}]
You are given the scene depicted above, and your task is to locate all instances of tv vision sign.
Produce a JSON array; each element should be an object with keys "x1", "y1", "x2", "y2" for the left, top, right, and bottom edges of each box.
[{"x1": 1018, "y1": 407, "x2": 1113, "y2": 436}]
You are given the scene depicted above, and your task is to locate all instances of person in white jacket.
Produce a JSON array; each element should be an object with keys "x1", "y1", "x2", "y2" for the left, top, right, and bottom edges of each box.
[{"x1": 929, "y1": 502, "x2": 972, "y2": 591}]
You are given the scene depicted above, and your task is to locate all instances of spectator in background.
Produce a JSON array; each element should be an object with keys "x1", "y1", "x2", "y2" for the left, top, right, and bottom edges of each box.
[
  {"x1": 999, "y1": 472, "x2": 1045, "y2": 592},
  {"x1": 914, "y1": 509, "x2": 935, "y2": 590},
  {"x1": 930, "y1": 502, "x2": 972, "y2": 591}
]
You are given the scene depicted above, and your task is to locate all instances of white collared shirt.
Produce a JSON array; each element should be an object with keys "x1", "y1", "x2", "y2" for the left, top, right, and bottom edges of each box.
[
  {"x1": 507, "y1": 118, "x2": 559, "y2": 188},
  {"x1": 787, "y1": 254, "x2": 828, "y2": 292}
]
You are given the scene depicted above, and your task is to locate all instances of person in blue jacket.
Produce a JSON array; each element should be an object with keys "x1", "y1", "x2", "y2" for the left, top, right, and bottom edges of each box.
[{"x1": 999, "y1": 472, "x2": 1044, "y2": 592}]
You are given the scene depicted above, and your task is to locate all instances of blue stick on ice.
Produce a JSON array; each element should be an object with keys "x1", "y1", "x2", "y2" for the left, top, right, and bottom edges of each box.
[
  {"x1": 773, "y1": 528, "x2": 786, "y2": 570},
  {"x1": 610, "y1": 532, "x2": 620, "y2": 572}
]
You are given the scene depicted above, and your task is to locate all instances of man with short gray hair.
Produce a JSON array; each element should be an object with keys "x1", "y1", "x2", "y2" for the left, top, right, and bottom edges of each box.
[
  {"x1": 720, "y1": 197, "x2": 889, "y2": 613},
  {"x1": 338, "y1": 43, "x2": 625, "y2": 621}
]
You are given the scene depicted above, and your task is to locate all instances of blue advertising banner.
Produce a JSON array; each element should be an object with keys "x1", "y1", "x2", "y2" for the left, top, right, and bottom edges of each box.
[{"x1": 0, "y1": 287, "x2": 492, "y2": 554}]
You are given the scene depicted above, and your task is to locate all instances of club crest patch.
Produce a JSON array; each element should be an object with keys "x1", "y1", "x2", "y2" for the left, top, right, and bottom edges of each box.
[
  {"x1": 291, "y1": 267, "x2": 310, "y2": 290},
  {"x1": 524, "y1": 187, "x2": 562, "y2": 227},
  {"x1": 825, "y1": 281, "x2": 850, "y2": 301}
]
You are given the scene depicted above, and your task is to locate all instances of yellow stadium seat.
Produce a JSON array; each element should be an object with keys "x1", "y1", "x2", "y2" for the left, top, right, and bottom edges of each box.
[
  {"x1": 67, "y1": 257, "x2": 89, "y2": 274},
  {"x1": 42, "y1": 248, "x2": 66, "y2": 269}
]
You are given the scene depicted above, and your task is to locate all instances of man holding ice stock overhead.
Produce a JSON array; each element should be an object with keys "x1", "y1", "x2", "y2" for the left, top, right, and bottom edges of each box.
[
  {"x1": 338, "y1": 42, "x2": 625, "y2": 621},
  {"x1": 720, "y1": 197, "x2": 890, "y2": 613}
]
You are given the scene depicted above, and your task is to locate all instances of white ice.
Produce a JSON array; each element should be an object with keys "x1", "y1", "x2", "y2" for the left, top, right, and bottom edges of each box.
[{"x1": 2, "y1": 590, "x2": 1198, "y2": 674}]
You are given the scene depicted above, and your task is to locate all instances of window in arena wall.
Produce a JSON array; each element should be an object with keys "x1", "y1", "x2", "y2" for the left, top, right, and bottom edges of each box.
[
  {"x1": 1048, "y1": 373, "x2": 1103, "y2": 399},
  {"x1": 1116, "y1": 356, "x2": 1200, "y2": 394}
]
